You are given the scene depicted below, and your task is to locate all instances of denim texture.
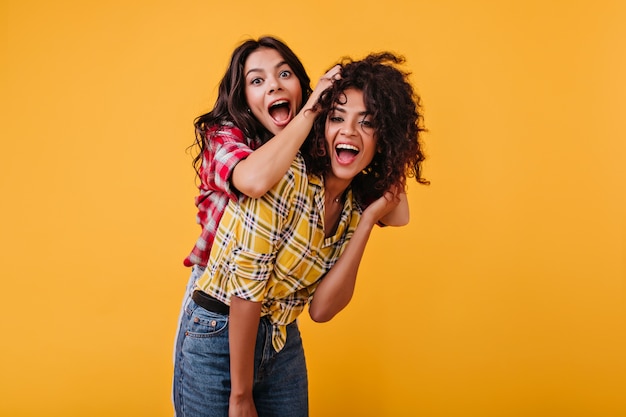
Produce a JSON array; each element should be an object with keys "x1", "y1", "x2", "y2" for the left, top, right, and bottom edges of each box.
[
  {"x1": 173, "y1": 296, "x2": 308, "y2": 417},
  {"x1": 173, "y1": 266, "x2": 205, "y2": 364}
]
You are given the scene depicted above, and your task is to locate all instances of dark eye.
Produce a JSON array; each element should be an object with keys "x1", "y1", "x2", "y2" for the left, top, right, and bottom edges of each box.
[
  {"x1": 359, "y1": 118, "x2": 375, "y2": 133},
  {"x1": 329, "y1": 116, "x2": 343, "y2": 123},
  {"x1": 279, "y1": 70, "x2": 291, "y2": 78},
  {"x1": 250, "y1": 77, "x2": 263, "y2": 85}
]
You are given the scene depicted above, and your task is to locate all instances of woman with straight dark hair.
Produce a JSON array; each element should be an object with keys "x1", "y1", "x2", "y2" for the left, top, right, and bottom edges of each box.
[{"x1": 173, "y1": 35, "x2": 339, "y2": 412}]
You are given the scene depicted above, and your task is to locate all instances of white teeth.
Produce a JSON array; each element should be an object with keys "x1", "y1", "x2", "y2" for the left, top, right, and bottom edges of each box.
[
  {"x1": 336, "y1": 144, "x2": 359, "y2": 152},
  {"x1": 270, "y1": 100, "x2": 288, "y2": 107}
]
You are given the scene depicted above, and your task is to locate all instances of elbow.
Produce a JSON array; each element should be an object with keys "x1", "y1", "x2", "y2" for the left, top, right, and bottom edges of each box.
[
  {"x1": 395, "y1": 210, "x2": 410, "y2": 226},
  {"x1": 381, "y1": 214, "x2": 410, "y2": 227},
  {"x1": 242, "y1": 186, "x2": 267, "y2": 199},
  {"x1": 233, "y1": 168, "x2": 273, "y2": 199},
  {"x1": 397, "y1": 215, "x2": 410, "y2": 227},
  {"x1": 237, "y1": 179, "x2": 271, "y2": 199},
  {"x1": 309, "y1": 310, "x2": 334, "y2": 323},
  {"x1": 309, "y1": 299, "x2": 349, "y2": 323},
  {"x1": 308, "y1": 305, "x2": 336, "y2": 323}
]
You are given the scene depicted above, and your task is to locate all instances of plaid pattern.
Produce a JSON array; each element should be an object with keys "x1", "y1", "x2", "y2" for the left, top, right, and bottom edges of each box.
[
  {"x1": 196, "y1": 154, "x2": 362, "y2": 352},
  {"x1": 184, "y1": 123, "x2": 262, "y2": 267}
]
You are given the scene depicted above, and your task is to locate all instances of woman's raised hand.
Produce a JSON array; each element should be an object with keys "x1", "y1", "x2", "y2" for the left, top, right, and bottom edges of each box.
[
  {"x1": 303, "y1": 65, "x2": 342, "y2": 112},
  {"x1": 361, "y1": 184, "x2": 404, "y2": 227}
]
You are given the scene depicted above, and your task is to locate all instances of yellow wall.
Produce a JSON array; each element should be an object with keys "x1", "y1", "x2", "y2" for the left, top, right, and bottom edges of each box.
[{"x1": 1, "y1": 1, "x2": 624, "y2": 416}]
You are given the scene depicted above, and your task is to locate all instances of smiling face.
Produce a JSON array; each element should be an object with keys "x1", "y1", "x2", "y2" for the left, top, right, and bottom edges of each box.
[
  {"x1": 324, "y1": 88, "x2": 378, "y2": 185},
  {"x1": 244, "y1": 47, "x2": 303, "y2": 136}
]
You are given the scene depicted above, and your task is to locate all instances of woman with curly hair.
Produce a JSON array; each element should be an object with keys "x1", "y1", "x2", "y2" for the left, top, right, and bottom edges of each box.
[
  {"x1": 303, "y1": 52, "x2": 428, "y2": 209},
  {"x1": 174, "y1": 52, "x2": 427, "y2": 417}
]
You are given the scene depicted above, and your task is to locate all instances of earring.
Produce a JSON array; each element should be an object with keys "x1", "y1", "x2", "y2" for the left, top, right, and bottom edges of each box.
[{"x1": 246, "y1": 108, "x2": 251, "y2": 113}]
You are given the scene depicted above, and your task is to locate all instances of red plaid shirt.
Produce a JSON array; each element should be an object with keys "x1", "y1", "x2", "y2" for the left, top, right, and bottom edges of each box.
[{"x1": 183, "y1": 123, "x2": 262, "y2": 267}]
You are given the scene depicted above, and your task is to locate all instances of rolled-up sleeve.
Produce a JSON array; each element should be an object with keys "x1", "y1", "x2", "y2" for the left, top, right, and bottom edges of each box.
[{"x1": 203, "y1": 131, "x2": 254, "y2": 200}]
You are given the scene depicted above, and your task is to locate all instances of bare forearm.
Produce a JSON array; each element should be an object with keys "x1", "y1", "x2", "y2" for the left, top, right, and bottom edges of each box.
[
  {"x1": 232, "y1": 110, "x2": 316, "y2": 198},
  {"x1": 308, "y1": 220, "x2": 375, "y2": 322},
  {"x1": 229, "y1": 296, "x2": 262, "y2": 398},
  {"x1": 309, "y1": 187, "x2": 403, "y2": 322}
]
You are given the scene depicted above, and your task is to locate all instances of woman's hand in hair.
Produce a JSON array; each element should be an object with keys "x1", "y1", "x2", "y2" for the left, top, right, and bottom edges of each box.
[
  {"x1": 303, "y1": 65, "x2": 342, "y2": 114},
  {"x1": 361, "y1": 183, "x2": 407, "y2": 228}
]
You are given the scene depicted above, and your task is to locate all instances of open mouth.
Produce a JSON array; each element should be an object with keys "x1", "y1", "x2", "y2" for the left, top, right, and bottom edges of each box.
[
  {"x1": 335, "y1": 143, "x2": 360, "y2": 164},
  {"x1": 268, "y1": 100, "x2": 291, "y2": 124}
]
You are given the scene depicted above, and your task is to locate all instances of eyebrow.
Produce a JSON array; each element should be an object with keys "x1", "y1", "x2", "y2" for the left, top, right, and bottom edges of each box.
[
  {"x1": 245, "y1": 60, "x2": 290, "y2": 78},
  {"x1": 332, "y1": 105, "x2": 369, "y2": 116}
]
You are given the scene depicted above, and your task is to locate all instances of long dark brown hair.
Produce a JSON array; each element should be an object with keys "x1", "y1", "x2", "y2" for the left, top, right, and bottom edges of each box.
[{"x1": 190, "y1": 36, "x2": 312, "y2": 176}]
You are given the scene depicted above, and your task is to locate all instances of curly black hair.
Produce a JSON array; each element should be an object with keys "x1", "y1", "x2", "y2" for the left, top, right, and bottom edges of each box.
[{"x1": 301, "y1": 52, "x2": 428, "y2": 207}]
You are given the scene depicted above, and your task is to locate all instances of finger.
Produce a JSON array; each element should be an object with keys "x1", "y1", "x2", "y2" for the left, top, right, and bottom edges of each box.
[{"x1": 326, "y1": 65, "x2": 342, "y2": 80}]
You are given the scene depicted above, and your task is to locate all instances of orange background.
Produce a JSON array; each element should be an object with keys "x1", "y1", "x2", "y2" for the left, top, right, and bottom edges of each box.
[{"x1": 1, "y1": 1, "x2": 624, "y2": 416}]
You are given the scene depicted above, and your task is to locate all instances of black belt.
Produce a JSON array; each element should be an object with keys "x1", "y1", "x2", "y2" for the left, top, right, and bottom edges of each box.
[{"x1": 192, "y1": 290, "x2": 230, "y2": 315}]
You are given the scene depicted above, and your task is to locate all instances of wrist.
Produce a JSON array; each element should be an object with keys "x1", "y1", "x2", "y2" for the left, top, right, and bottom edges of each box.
[
  {"x1": 357, "y1": 217, "x2": 377, "y2": 231},
  {"x1": 230, "y1": 388, "x2": 253, "y2": 401}
]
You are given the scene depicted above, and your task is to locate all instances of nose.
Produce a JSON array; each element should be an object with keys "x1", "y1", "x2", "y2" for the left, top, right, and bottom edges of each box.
[
  {"x1": 341, "y1": 122, "x2": 357, "y2": 136},
  {"x1": 268, "y1": 77, "x2": 282, "y2": 94}
]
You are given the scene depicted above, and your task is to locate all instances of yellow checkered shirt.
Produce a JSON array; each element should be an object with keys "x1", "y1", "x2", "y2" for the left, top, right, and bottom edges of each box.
[{"x1": 195, "y1": 154, "x2": 361, "y2": 351}]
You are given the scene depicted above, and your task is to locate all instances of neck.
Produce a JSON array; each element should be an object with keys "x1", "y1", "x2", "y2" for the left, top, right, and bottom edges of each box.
[{"x1": 324, "y1": 175, "x2": 349, "y2": 205}]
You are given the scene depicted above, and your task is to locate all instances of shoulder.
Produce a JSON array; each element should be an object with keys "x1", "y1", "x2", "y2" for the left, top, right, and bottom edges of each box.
[
  {"x1": 204, "y1": 123, "x2": 256, "y2": 164},
  {"x1": 206, "y1": 122, "x2": 246, "y2": 143}
]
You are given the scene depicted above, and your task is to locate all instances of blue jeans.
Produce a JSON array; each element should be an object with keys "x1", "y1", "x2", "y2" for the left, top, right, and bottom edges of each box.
[
  {"x1": 172, "y1": 295, "x2": 309, "y2": 417},
  {"x1": 173, "y1": 266, "x2": 205, "y2": 364}
]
